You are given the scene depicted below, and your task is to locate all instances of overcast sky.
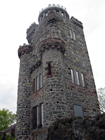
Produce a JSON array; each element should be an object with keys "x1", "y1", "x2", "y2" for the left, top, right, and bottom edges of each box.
[{"x1": 0, "y1": 0, "x2": 105, "y2": 114}]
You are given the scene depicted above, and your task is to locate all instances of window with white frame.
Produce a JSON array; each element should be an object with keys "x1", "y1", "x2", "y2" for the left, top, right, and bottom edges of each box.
[
  {"x1": 73, "y1": 31, "x2": 76, "y2": 40},
  {"x1": 76, "y1": 71, "x2": 80, "y2": 85},
  {"x1": 81, "y1": 73, "x2": 85, "y2": 87},
  {"x1": 71, "y1": 69, "x2": 74, "y2": 83},
  {"x1": 33, "y1": 103, "x2": 43, "y2": 129},
  {"x1": 33, "y1": 73, "x2": 42, "y2": 92},
  {"x1": 70, "y1": 30, "x2": 72, "y2": 39}
]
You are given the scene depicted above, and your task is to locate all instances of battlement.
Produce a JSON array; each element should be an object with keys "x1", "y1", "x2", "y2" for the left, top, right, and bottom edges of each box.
[
  {"x1": 18, "y1": 43, "x2": 33, "y2": 58},
  {"x1": 38, "y1": 4, "x2": 69, "y2": 23},
  {"x1": 71, "y1": 16, "x2": 83, "y2": 29},
  {"x1": 26, "y1": 23, "x2": 38, "y2": 44}
]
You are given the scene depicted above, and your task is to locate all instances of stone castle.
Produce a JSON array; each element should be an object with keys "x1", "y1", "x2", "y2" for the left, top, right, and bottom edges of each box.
[{"x1": 16, "y1": 4, "x2": 100, "y2": 140}]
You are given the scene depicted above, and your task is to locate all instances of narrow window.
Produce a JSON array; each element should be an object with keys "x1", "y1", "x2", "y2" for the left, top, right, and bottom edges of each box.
[
  {"x1": 33, "y1": 79, "x2": 35, "y2": 92},
  {"x1": 71, "y1": 69, "x2": 74, "y2": 83},
  {"x1": 76, "y1": 71, "x2": 80, "y2": 85},
  {"x1": 36, "y1": 76, "x2": 39, "y2": 91},
  {"x1": 46, "y1": 12, "x2": 48, "y2": 16},
  {"x1": 33, "y1": 106, "x2": 37, "y2": 129},
  {"x1": 74, "y1": 105, "x2": 84, "y2": 118},
  {"x1": 37, "y1": 105, "x2": 40, "y2": 128},
  {"x1": 73, "y1": 31, "x2": 76, "y2": 40},
  {"x1": 39, "y1": 74, "x2": 42, "y2": 88},
  {"x1": 81, "y1": 73, "x2": 85, "y2": 87},
  {"x1": 70, "y1": 30, "x2": 72, "y2": 39},
  {"x1": 37, "y1": 103, "x2": 43, "y2": 128},
  {"x1": 62, "y1": 12, "x2": 64, "y2": 16},
  {"x1": 48, "y1": 63, "x2": 51, "y2": 75},
  {"x1": 41, "y1": 103, "x2": 43, "y2": 126}
]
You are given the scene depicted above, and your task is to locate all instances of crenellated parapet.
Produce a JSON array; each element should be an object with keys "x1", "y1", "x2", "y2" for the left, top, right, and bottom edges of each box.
[
  {"x1": 71, "y1": 16, "x2": 83, "y2": 29},
  {"x1": 26, "y1": 23, "x2": 38, "y2": 44},
  {"x1": 38, "y1": 4, "x2": 69, "y2": 23},
  {"x1": 39, "y1": 39, "x2": 65, "y2": 55},
  {"x1": 18, "y1": 43, "x2": 33, "y2": 58}
]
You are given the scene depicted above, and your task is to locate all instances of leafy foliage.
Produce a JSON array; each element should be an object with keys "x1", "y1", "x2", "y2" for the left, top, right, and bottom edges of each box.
[
  {"x1": 97, "y1": 87, "x2": 105, "y2": 113},
  {"x1": 0, "y1": 108, "x2": 16, "y2": 131}
]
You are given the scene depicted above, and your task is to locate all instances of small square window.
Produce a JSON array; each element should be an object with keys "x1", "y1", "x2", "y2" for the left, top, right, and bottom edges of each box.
[{"x1": 74, "y1": 105, "x2": 83, "y2": 118}]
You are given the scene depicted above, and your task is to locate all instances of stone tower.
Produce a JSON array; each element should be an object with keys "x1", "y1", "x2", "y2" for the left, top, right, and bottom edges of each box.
[{"x1": 16, "y1": 4, "x2": 100, "y2": 140}]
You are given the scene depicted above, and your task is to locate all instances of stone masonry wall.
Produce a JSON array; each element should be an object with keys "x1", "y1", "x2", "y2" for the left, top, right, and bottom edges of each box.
[{"x1": 17, "y1": 6, "x2": 100, "y2": 140}]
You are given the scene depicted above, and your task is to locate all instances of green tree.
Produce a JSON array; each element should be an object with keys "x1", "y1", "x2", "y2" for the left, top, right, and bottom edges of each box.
[
  {"x1": 0, "y1": 108, "x2": 16, "y2": 140},
  {"x1": 97, "y1": 87, "x2": 105, "y2": 113},
  {"x1": 0, "y1": 108, "x2": 16, "y2": 131}
]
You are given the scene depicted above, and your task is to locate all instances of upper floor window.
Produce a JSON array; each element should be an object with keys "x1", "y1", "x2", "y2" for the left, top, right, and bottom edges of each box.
[
  {"x1": 33, "y1": 73, "x2": 42, "y2": 92},
  {"x1": 81, "y1": 73, "x2": 85, "y2": 87},
  {"x1": 39, "y1": 74, "x2": 42, "y2": 88},
  {"x1": 73, "y1": 31, "x2": 76, "y2": 40},
  {"x1": 62, "y1": 12, "x2": 64, "y2": 16},
  {"x1": 71, "y1": 69, "x2": 74, "y2": 83},
  {"x1": 48, "y1": 63, "x2": 51, "y2": 75},
  {"x1": 70, "y1": 30, "x2": 76, "y2": 40},
  {"x1": 74, "y1": 105, "x2": 84, "y2": 118},
  {"x1": 46, "y1": 12, "x2": 48, "y2": 16},
  {"x1": 36, "y1": 76, "x2": 39, "y2": 91},
  {"x1": 70, "y1": 30, "x2": 72, "y2": 39},
  {"x1": 76, "y1": 71, "x2": 80, "y2": 85},
  {"x1": 68, "y1": 67, "x2": 85, "y2": 87}
]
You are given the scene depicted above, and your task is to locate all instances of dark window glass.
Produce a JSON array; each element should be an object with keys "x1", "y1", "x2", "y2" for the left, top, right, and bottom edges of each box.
[
  {"x1": 74, "y1": 105, "x2": 83, "y2": 118},
  {"x1": 48, "y1": 63, "x2": 51, "y2": 75},
  {"x1": 33, "y1": 106, "x2": 37, "y2": 129}
]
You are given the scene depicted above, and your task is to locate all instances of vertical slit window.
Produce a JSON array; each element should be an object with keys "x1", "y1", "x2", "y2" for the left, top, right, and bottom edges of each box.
[
  {"x1": 71, "y1": 69, "x2": 74, "y2": 83},
  {"x1": 76, "y1": 71, "x2": 80, "y2": 85},
  {"x1": 73, "y1": 31, "x2": 76, "y2": 40},
  {"x1": 41, "y1": 103, "x2": 43, "y2": 126},
  {"x1": 39, "y1": 74, "x2": 42, "y2": 88},
  {"x1": 33, "y1": 79, "x2": 35, "y2": 92},
  {"x1": 48, "y1": 63, "x2": 51, "y2": 75},
  {"x1": 70, "y1": 30, "x2": 72, "y2": 39},
  {"x1": 36, "y1": 76, "x2": 39, "y2": 91},
  {"x1": 33, "y1": 106, "x2": 37, "y2": 129},
  {"x1": 81, "y1": 73, "x2": 85, "y2": 87}
]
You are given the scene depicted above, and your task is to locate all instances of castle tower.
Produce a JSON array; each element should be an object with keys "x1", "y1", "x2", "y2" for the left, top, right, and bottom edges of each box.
[{"x1": 16, "y1": 4, "x2": 100, "y2": 140}]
